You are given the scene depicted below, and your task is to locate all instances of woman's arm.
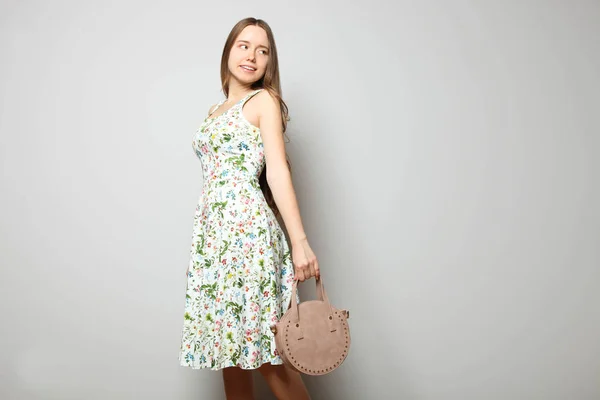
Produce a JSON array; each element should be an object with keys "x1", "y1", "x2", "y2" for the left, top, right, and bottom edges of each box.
[{"x1": 256, "y1": 91, "x2": 319, "y2": 281}]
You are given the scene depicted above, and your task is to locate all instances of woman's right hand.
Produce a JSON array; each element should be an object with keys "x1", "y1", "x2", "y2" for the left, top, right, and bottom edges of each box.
[{"x1": 292, "y1": 237, "x2": 320, "y2": 282}]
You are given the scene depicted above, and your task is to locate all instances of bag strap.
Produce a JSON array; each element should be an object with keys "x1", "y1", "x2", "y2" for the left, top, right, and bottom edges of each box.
[{"x1": 290, "y1": 278, "x2": 337, "y2": 333}]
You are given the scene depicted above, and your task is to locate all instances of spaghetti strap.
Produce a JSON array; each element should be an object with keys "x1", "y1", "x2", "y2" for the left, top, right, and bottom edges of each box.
[
  {"x1": 240, "y1": 89, "x2": 264, "y2": 107},
  {"x1": 208, "y1": 89, "x2": 261, "y2": 118},
  {"x1": 208, "y1": 99, "x2": 226, "y2": 117}
]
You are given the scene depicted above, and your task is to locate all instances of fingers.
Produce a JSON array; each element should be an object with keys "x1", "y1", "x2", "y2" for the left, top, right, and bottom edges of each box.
[
  {"x1": 295, "y1": 267, "x2": 306, "y2": 282},
  {"x1": 308, "y1": 262, "x2": 317, "y2": 280},
  {"x1": 308, "y1": 256, "x2": 319, "y2": 280},
  {"x1": 295, "y1": 258, "x2": 319, "y2": 282}
]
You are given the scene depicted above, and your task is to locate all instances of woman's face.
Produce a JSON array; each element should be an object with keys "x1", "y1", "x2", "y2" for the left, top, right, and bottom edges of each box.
[{"x1": 228, "y1": 25, "x2": 270, "y2": 85}]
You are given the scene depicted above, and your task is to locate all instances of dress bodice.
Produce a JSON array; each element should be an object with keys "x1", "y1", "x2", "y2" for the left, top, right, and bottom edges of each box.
[{"x1": 193, "y1": 89, "x2": 265, "y2": 195}]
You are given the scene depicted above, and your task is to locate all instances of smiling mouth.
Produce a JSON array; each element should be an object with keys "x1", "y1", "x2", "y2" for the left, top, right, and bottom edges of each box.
[{"x1": 240, "y1": 65, "x2": 256, "y2": 72}]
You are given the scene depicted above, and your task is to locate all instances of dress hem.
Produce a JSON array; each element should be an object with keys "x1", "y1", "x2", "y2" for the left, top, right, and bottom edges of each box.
[{"x1": 179, "y1": 357, "x2": 284, "y2": 371}]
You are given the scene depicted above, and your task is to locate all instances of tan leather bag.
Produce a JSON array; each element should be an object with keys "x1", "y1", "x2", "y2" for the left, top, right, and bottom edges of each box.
[{"x1": 270, "y1": 278, "x2": 350, "y2": 375}]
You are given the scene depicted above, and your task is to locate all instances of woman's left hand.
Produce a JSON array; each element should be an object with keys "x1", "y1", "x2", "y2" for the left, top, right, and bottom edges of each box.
[{"x1": 291, "y1": 237, "x2": 320, "y2": 282}]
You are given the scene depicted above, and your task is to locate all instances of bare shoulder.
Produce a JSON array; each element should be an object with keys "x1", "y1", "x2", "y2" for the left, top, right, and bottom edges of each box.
[
  {"x1": 255, "y1": 89, "x2": 284, "y2": 139},
  {"x1": 255, "y1": 89, "x2": 281, "y2": 118}
]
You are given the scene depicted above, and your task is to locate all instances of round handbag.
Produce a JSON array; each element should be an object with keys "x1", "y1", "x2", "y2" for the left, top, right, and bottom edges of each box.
[{"x1": 270, "y1": 277, "x2": 350, "y2": 375}]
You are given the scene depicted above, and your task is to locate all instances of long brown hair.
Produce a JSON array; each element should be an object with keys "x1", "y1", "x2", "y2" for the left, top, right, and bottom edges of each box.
[{"x1": 219, "y1": 17, "x2": 291, "y2": 219}]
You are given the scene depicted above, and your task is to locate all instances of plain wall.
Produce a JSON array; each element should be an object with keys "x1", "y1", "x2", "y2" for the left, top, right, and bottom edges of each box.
[{"x1": 1, "y1": 0, "x2": 599, "y2": 399}]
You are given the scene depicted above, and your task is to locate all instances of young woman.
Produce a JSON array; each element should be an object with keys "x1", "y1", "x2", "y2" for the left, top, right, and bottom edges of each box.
[{"x1": 179, "y1": 17, "x2": 320, "y2": 400}]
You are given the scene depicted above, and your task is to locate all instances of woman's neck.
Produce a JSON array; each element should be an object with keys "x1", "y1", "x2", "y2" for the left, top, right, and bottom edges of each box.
[{"x1": 227, "y1": 82, "x2": 255, "y2": 101}]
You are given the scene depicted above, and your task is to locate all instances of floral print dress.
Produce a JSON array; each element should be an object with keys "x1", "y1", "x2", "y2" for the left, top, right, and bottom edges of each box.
[{"x1": 179, "y1": 89, "x2": 295, "y2": 370}]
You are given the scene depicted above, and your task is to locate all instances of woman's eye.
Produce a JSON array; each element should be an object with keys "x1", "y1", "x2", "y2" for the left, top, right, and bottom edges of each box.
[{"x1": 239, "y1": 44, "x2": 267, "y2": 55}]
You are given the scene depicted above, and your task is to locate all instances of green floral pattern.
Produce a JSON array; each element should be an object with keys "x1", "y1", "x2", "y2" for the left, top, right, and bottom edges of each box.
[{"x1": 179, "y1": 89, "x2": 295, "y2": 370}]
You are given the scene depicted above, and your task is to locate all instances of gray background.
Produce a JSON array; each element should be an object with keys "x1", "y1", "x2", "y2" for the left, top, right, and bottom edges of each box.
[{"x1": 1, "y1": 0, "x2": 599, "y2": 399}]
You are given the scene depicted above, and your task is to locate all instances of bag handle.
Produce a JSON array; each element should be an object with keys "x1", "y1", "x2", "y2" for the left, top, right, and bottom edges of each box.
[{"x1": 289, "y1": 278, "x2": 337, "y2": 333}]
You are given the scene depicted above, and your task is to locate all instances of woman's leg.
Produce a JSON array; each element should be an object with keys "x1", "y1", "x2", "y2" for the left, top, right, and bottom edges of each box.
[
  {"x1": 222, "y1": 366, "x2": 255, "y2": 400},
  {"x1": 258, "y1": 363, "x2": 310, "y2": 400}
]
